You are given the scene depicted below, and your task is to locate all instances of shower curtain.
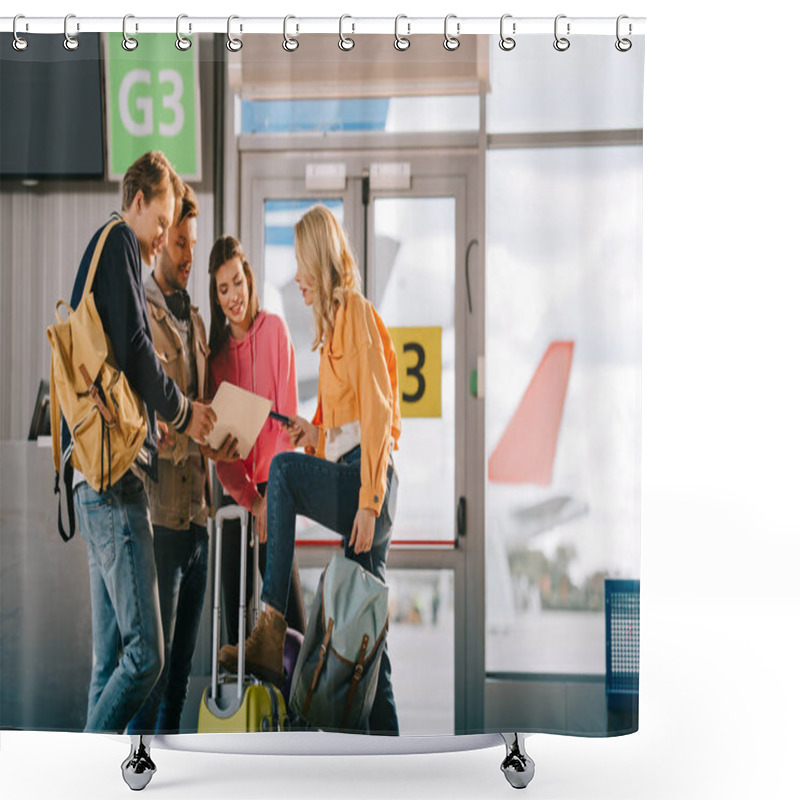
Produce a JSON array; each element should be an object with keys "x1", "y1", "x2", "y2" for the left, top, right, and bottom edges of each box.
[{"x1": 0, "y1": 13, "x2": 644, "y2": 749}]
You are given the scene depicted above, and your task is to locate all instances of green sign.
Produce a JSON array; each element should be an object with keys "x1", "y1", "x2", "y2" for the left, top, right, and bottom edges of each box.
[{"x1": 105, "y1": 34, "x2": 201, "y2": 180}]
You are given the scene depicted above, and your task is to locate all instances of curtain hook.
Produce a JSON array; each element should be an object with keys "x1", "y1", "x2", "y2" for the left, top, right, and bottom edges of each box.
[
  {"x1": 443, "y1": 14, "x2": 460, "y2": 51},
  {"x1": 176, "y1": 14, "x2": 192, "y2": 51},
  {"x1": 283, "y1": 15, "x2": 299, "y2": 52},
  {"x1": 499, "y1": 14, "x2": 516, "y2": 51},
  {"x1": 12, "y1": 15, "x2": 28, "y2": 51},
  {"x1": 227, "y1": 15, "x2": 243, "y2": 52},
  {"x1": 553, "y1": 14, "x2": 571, "y2": 52},
  {"x1": 394, "y1": 15, "x2": 410, "y2": 51},
  {"x1": 615, "y1": 15, "x2": 633, "y2": 51},
  {"x1": 63, "y1": 13, "x2": 79, "y2": 51},
  {"x1": 339, "y1": 14, "x2": 355, "y2": 51},
  {"x1": 122, "y1": 15, "x2": 138, "y2": 51}
]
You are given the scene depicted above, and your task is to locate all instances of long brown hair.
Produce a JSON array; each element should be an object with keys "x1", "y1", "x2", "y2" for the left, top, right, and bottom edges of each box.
[
  {"x1": 294, "y1": 205, "x2": 361, "y2": 351},
  {"x1": 207, "y1": 235, "x2": 260, "y2": 357}
]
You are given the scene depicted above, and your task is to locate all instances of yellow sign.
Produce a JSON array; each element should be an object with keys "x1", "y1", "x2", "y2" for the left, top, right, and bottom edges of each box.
[{"x1": 388, "y1": 327, "x2": 441, "y2": 418}]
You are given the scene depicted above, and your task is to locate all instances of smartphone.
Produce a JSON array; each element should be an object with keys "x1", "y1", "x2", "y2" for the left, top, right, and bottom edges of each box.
[{"x1": 269, "y1": 410, "x2": 292, "y2": 426}]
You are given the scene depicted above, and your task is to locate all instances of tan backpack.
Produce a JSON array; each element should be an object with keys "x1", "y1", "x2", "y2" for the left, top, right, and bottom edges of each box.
[{"x1": 47, "y1": 218, "x2": 147, "y2": 540}]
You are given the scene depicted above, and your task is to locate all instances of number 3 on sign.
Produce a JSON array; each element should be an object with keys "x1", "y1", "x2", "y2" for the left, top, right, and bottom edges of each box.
[{"x1": 388, "y1": 327, "x2": 442, "y2": 418}]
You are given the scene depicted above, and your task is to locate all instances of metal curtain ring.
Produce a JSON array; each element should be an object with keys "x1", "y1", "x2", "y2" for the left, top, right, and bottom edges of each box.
[
  {"x1": 283, "y1": 15, "x2": 299, "y2": 52},
  {"x1": 443, "y1": 14, "x2": 460, "y2": 51},
  {"x1": 553, "y1": 14, "x2": 570, "y2": 52},
  {"x1": 615, "y1": 15, "x2": 632, "y2": 51},
  {"x1": 122, "y1": 15, "x2": 138, "y2": 51},
  {"x1": 176, "y1": 14, "x2": 192, "y2": 51},
  {"x1": 339, "y1": 14, "x2": 355, "y2": 51},
  {"x1": 394, "y1": 15, "x2": 410, "y2": 51},
  {"x1": 63, "y1": 14, "x2": 79, "y2": 51},
  {"x1": 227, "y1": 15, "x2": 243, "y2": 52},
  {"x1": 12, "y1": 15, "x2": 28, "y2": 51},
  {"x1": 499, "y1": 14, "x2": 516, "y2": 51}
]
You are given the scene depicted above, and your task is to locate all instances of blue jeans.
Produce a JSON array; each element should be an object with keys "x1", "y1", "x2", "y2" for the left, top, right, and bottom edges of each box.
[
  {"x1": 75, "y1": 471, "x2": 164, "y2": 732},
  {"x1": 219, "y1": 486, "x2": 306, "y2": 644},
  {"x1": 265, "y1": 447, "x2": 399, "y2": 735},
  {"x1": 128, "y1": 522, "x2": 209, "y2": 734}
]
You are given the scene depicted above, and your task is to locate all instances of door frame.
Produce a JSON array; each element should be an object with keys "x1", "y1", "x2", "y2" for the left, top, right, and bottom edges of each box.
[{"x1": 236, "y1": 138, "x2": 486, "y2": 733}]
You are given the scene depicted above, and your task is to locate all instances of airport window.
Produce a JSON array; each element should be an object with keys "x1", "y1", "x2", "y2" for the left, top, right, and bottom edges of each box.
[
  {"x1": 239, "y1": 95, "x2": 479, "y2": 135},
  {"x1": 484, "y1": 145, "x2": 642, "y2": 674},
  {"x1": 486, "y1": 36, "x2": 645, "y2": 134},
  {"x1": 374, "y1": 197, "x2": 457, "y2": 547}
]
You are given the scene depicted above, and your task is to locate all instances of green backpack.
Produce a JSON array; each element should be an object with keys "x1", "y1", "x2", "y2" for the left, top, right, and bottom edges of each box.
[{"x1": 289, "y1": 555, "x2": 389, "y2": 732}]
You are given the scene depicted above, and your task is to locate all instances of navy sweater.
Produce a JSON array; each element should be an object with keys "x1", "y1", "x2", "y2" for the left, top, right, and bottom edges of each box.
[{"x1": 62, "y1": 214, "x2": 191, "y2": 483}]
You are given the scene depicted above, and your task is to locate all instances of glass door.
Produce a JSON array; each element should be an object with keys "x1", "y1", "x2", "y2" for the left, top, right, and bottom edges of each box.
[
  {"x1": 240, "y1": 149, "x2": 483, "y2": 734},
  {"x1": 371, "y1": 195, "x2": 457, "y2": 547}
]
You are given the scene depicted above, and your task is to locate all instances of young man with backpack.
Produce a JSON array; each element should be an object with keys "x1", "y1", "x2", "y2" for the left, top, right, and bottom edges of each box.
[{"x1": 64, "y1": 152, "x2": 216, "y2": 734}]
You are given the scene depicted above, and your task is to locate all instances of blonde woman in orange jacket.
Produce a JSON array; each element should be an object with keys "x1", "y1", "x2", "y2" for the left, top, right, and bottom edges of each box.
[{"x1": 218, "y1": 205, "x2": 401, "y2": 734}]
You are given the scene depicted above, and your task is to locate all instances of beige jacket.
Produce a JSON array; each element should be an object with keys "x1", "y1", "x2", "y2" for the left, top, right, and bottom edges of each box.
[{"x1": 144, "y1": 273, "x2": 210, "y2": 530}]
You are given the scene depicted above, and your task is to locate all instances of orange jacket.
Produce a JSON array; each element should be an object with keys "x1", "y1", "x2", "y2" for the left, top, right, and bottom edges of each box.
[{"x1": 309, "y1": 290, "x2": 401, "y2": 513}]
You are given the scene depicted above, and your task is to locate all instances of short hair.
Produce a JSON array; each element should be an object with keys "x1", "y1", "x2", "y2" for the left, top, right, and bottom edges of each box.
[
  {"x1": 121, "y1": 151, "x2": 183, "y2": 221},
  {"x1": 178, "y1": 183, "x2": 199, "y2": 226}
]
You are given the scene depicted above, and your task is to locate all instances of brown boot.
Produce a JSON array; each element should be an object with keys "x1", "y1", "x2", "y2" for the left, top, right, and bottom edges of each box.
[
  {"x1": 217, "y1": 643, "x2": 239, "y2": 674},
  {"x1": 218, "y1": 608, "x2": 287, "y2": 685}
]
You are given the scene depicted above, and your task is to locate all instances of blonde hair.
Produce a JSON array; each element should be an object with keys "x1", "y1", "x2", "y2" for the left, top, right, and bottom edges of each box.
[
  {"x1": 294, "y1": 205, "x2": 361, "y2": 351},
  {"x1": 122, "y1": 151, "x2": 183, "y2": 225}
]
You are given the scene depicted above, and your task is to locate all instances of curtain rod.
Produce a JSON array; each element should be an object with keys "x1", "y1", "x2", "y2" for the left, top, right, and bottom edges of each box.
[{"x1": 1, "y1": 16, "x2": 646, "y2": 37}]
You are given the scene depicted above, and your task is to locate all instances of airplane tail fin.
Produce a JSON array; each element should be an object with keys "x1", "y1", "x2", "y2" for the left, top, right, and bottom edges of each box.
[{"x1": 488, "y1": 341, "x2": 574, "y2": 486}]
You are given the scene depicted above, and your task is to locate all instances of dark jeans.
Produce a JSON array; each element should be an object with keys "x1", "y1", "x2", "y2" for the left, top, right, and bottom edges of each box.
[
  {"x1": 128, "y1": 522, "x2": 209, "y2": 735},
  {"x1": 219, "y1": 486, "x2": 305, "y2": 642},
  {"x1": 265, "y1": 447, "x2": 399, "y2": 735}
]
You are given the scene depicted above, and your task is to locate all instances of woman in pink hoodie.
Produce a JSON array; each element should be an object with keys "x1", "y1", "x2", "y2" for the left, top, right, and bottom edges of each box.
[{"x1": 207, "y1": 235, "x2": 305, "y2": 644}]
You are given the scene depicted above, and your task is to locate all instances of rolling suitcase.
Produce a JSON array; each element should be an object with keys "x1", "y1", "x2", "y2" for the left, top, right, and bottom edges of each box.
[{"x1": 197, "y1": 504, "x2": 289, "y2": 733}]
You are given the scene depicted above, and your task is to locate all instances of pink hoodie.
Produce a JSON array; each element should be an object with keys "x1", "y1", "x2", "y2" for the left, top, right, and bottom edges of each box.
[{"x1": 208, "y1": 310, "x2": 298, "y2": 511}]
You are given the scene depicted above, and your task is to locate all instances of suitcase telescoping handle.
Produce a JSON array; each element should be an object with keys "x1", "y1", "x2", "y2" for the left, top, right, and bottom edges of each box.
[{"x1": 210, "y1": 505, "x2": 250, "y2": 704}]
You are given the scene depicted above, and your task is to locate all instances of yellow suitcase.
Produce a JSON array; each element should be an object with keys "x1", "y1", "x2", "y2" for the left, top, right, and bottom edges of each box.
[
  {"x1": 198, "y1": 681, "x2": 288, "y2": 733},
  {"x1": 197, "y1": 506, "x2": 289, "y2": 733}
]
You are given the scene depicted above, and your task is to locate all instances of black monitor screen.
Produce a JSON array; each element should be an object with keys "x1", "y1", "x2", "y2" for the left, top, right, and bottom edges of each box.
[
  {"x1": 0, "y1": 33, "x2": 105, "y2": 179},
  {"x1": 28, "y1": 380, "x2": 51, "y2": 440}
]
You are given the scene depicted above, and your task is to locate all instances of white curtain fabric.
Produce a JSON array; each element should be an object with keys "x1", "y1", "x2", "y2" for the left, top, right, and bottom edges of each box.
[{"x1": 0, "y1": 21, "x2": 643, "y2": 742}]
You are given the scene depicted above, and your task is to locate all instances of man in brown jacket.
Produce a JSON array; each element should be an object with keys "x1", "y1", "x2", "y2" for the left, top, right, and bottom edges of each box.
[{"x1": 128, "y1": 184, "x2": 235, "y2": 735}]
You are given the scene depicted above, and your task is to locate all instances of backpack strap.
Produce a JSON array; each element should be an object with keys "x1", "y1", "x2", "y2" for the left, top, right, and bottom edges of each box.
[
  {"x1": 303, "y1": 617, "x2": 334, "y2": 718},
  {"x1": 81, "y1": 218, "x2": 123, "y2": 302},
  {"x1": 51, "y1": 217, "x2": 122, "y2": 543},
  {"x1": 342, "y1": 633, "x2": 370, "y2": 729},
  {"x1": 48, "y1": 333, "x2": 76, "y2": 542},
  {"x1": 55, "y1": 454, "x2": 76, "y2": 543},
  {"x1": 49, "y1": 338, "x2": 61, "y2": 475}
]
